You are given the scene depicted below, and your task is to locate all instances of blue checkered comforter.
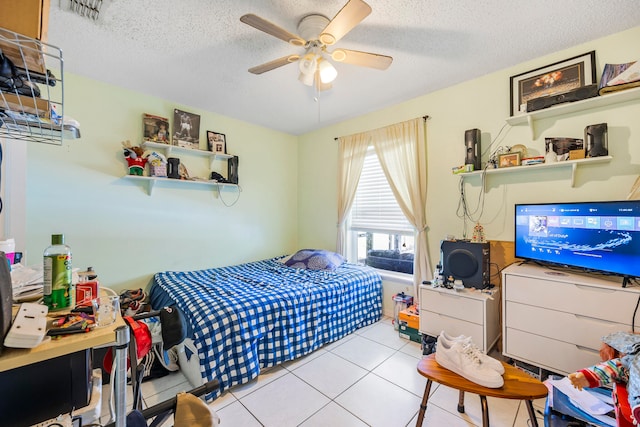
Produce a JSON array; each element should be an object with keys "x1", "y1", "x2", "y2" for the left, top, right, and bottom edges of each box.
[{"x1": 149, "y1": 257, "x2": 382, "y2": 399}]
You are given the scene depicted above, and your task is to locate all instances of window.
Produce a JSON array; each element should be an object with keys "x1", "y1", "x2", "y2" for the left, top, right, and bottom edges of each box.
[{"x1": 348, "y1": 147, "x2": 414, "y2": 274}]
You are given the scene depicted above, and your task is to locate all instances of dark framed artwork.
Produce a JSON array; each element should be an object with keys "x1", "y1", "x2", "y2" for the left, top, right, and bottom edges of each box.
[
  {"x1": 172, "y1": 109, "x2": 201, "y2": 149},
  {"x1": 207, "y1": 131, "x2": 226, "y2": 154},
  {"x1": 509, "y1": 51, "x2": 596, "y2": 116}
]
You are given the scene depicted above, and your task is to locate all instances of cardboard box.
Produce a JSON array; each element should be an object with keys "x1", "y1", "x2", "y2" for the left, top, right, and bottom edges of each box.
[
  {"x1": 0, "y1": 0, "x2": 50, "y2": 41},
  {"x1": 399, "y1": 324, "x2": 422, "y2": 343},
  {"x1": 569, "y1": 149, "x2": 585, "y2": 160},
  {"x1": 399, "y1": 307, "x2": 419, "y2": 330}
]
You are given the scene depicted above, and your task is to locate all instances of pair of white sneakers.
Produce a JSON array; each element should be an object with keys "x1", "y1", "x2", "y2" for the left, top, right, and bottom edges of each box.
[{"x1": 434, "y1": 331, "x2": 504, "y2": 388}]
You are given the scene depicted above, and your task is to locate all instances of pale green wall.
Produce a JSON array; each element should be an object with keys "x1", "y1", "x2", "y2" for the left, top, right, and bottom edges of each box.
[
  {"x1": 24, "y1": 74, "x2": 299, "y2": 292},
  {"x1": 298, "y1": 26, "x2": 640, "y2": 276},
  {"x1": 18, "y1": 26, "x2": 640, "y2": 299}
]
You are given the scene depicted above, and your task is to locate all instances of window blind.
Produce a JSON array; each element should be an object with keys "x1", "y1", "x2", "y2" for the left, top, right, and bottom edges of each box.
[{"x1": 350, "y1": 148, "x2": 414, "y2": 234}]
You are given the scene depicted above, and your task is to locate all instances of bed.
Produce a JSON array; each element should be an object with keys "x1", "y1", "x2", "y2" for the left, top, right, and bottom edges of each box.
[{"x1": 149, "y1": 254, "x2": 382, "y2": 399}]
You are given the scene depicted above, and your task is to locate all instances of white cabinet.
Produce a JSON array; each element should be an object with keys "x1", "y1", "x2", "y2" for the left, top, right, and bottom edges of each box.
[
  {"x1": 419, "y1": 284, "x2": 500, "y2": 352},
  {"x1": 502, "y1": 263, "x2": 639, "y2": 375}
]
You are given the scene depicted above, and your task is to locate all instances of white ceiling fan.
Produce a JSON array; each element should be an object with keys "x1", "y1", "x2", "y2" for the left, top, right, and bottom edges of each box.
[{"x1": 240, "y1": 0, "x2": 393, "y2": 91}]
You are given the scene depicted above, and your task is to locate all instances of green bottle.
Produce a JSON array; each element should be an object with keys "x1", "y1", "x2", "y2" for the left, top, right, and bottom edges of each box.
[{"x1": 43, "y1": 234, "x2": 73, "y2": 311}]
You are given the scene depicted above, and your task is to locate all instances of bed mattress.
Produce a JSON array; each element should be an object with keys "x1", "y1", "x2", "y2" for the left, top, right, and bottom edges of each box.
[{"x1": 149, "y1": 257, "x2": 382, "y2": 398}]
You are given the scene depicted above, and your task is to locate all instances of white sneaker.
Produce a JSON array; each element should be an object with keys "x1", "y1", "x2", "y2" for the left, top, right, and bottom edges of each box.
[
  {"x1": 435, "y1": 335, "x2": 504, "y2": 388},
  {"x1": 439, "y1": 331, "x2": 505, "y2": 374}
]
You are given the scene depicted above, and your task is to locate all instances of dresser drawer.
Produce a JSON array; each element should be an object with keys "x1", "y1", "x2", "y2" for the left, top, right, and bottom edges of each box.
[
  {"x1": 505, "y1": 301, "x2": 626, "y2": 350},
  {"x1": 505, "y1": 328, "x2": 600, "y2": 375},
  {"x1": 504, "y1": 274, "x2": 637, "y2": 325},
  {"x1": 420, "y1": 310, "x2": 485, "y2": 351},
  {"x1": 420, "y1": 288, "x2": 483, "y2": 324}
]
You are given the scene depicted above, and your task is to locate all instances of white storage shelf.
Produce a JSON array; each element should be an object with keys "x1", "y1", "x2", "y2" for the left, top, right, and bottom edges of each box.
[
  {"x1": 459, "y1": 156, "x2": 612, "y2": 187},
  {"x1": 0, "y1": 27, "x2": 80, "y2": 145},
  {"x1": 506, "y1": 86, "x2": 640, "y2": 139},
  {"x1": 122, "y1": 141, "x2": 237, "y2": 195},
  {"x1": 122, "y1": 175, "x2": 237, "y2": 196}
]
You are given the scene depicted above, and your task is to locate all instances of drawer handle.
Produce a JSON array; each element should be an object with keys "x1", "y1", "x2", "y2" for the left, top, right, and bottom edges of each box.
[
  {"x1": 437, "y1": 291, "x2": 460, "y2": 299},
  {"x1": 573, "y1": 314, "x2": 616, "y2": 325},
  {"x1": 573, "y1": 284, "x2": 615, "y2": 293},
  {"x1": 575, "y1": 345, "x2": 599, "y2": 355}
]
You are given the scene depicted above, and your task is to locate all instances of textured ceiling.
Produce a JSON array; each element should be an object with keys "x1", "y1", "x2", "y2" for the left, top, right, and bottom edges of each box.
[{"x1": 46, "y1": 0, "x2": 640, "y2": 135}]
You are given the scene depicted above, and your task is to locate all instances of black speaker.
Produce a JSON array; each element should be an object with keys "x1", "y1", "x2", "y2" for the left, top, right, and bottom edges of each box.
[
  {"x1": 585, "y1": 123, "x2": 608, "y2": 157},
  {"x1": 167, "y1": 157, "x2": 180, "y2": 179},
  {"x1": 440, "y1": 240, "x2": 490, "y2": 289},
  {"x1": 228, "y1": 155, "x2": 239, "y2": 185},
  {"x1": 464, "y1": 128, "x2": 481, "y2": 171}
]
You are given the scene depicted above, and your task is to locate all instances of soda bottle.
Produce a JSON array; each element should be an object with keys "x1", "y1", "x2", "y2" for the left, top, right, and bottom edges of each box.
[{"x1": 43, "y1": 234, "x2": 73, "y2": 310}]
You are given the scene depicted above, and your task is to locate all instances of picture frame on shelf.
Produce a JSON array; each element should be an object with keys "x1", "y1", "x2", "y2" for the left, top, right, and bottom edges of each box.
[
  {"x1": 498, "y1": 152, "x2": 521, "y2": 168},
  {"x1": 172, "y1": 109, "x2": 201, "y2": 150},
  {"x1": 207, "y1": 131, "x2": 226, "y2": 154},
  {"x1": 142, "y1": 113, "x2": 170, "y2": 144},
  {"x1": 509, "y1": 51, "x2": 596, "y2": 116}
]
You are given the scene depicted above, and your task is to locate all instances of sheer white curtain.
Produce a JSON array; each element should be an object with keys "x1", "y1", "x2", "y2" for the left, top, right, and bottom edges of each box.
[
  {"x1": 371, "y1": 118, "x2": 430, "y2": 302},
  {"x1": 336, "y1": 133, "x2": 370, "y2": 254}
]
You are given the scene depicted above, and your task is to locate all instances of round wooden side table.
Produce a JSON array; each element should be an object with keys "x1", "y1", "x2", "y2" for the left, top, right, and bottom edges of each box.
[{"x1": 416, "y1": 354, "x2": 548, "y2": 427}]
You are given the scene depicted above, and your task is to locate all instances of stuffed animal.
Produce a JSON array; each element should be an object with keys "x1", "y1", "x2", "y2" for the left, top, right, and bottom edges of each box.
[
  {"x1": 569, "y1": 331, "x2": 639, "y2": 426},
  {"x1": 122, "y1": 140, "x2": 148, "y2": 176}
]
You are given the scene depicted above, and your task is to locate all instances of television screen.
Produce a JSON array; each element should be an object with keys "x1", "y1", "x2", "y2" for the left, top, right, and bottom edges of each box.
[{"x1": 514, "y1": 200, "x2": 640, "y2": 278}]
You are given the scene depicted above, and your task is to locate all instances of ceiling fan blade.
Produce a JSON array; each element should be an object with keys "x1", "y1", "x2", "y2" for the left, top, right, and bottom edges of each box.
[
  {"x1": 319, "y1": 0, "x2": 372, "y2": 45},
  {"x1": 240, "y1": 14, "x2": 306, "y2": 46},
  {"x1": 331, "y1": 49, "x2": 392, "y2": 70},
  {"x1": 249, "y1": 55, "x2": 300, "y2": 75}
]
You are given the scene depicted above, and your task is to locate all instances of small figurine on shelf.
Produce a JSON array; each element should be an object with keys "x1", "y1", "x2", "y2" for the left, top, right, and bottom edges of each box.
[
  {"x1": 147, "y1": 151, "x2": 167, "y2": 178},
  {"x1": 122, "y1": 140, "x2": 148, "y2": 176},
  {"x1": 471, "y1": 222, "x2": 486, "y2": 243}
]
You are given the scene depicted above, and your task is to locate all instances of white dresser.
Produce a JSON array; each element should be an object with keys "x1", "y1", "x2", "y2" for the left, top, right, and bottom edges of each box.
[
  {"x1": 419, "y1": 284, "x2": 500, "y2": 352},
  {"x1": 502, "y1": 263, "x2": 640, "y2": 375}
]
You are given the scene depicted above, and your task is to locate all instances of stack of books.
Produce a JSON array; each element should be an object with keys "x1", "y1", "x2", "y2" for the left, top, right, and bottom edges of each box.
[{"x1": 599, "y1": 61, "x2": 640, "y2": 95}]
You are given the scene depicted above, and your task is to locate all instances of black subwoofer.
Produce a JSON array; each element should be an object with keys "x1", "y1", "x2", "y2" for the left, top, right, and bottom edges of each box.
[{"x1": 440, "y1": 240, "x2": 490, "y2": 289}]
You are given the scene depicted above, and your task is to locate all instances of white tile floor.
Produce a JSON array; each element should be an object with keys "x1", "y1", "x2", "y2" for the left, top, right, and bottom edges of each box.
[{"x1": 99, "y1": 317, "x2": 548, "y2": 427}]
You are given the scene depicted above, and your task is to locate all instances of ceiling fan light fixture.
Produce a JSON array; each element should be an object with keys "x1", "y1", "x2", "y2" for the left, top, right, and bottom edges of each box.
[
  {"x1": 299, "y1": 53, "x2": 317, "y2": 75},
  {"x1": 298, "y1": 71, "x2": 314, "y2": 86},
  {"x1": 318, "y1": 59, "x2": 338, "y2": 84}
]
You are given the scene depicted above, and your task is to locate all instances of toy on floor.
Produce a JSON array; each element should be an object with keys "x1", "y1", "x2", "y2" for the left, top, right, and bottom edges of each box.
[
  {"x1": 122, "y1": 140, "x2": 148, "y2": 176},
  {"x1": 568, "y1": 331, "x2": 638, "y2": 426}
]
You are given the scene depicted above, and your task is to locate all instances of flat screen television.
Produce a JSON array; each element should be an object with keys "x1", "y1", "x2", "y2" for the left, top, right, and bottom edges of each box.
[{"x1": 514, "y1": 200, "x2": 640, "y2": 281}]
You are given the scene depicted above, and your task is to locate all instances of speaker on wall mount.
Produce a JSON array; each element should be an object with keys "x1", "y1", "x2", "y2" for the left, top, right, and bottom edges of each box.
[
  {"x1": 585, "y1": 123, "x2": 608, "y2": 157},
  {"x1": 464, "y1": 128, "x2": 481, "y2": 171},
  {"x1": 440, "y1": 240, "x2": 490, "y2": 289},
  {"x1": 228, "y1": 155, "x2": 239, "y2": 185}
]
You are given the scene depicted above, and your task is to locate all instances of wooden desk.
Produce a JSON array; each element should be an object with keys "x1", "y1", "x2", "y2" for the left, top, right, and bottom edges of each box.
[
  {"x1": 0, "y1": 304, "x2": 129, "y2": 426},
  {"x1": 416, "y1": 354, "x2": 548, "y2": 427}
]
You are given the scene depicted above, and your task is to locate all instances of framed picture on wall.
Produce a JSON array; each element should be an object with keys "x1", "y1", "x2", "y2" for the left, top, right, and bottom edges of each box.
[
  {"x1": 498, "y1": 152, "x2": 521, "y2": 168},
  {"x1": 509, "y1": 51, "x2": 596, "y2": 116},
  {"x1": 142, "y1": 113, "x2": 170, "y2": 144},
  {"x1": 207, "y1": 131, "x2": 226, "y2": 154},
  {"x1": 173, "y1": 109, "x2": 201, "y2": 149}
]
